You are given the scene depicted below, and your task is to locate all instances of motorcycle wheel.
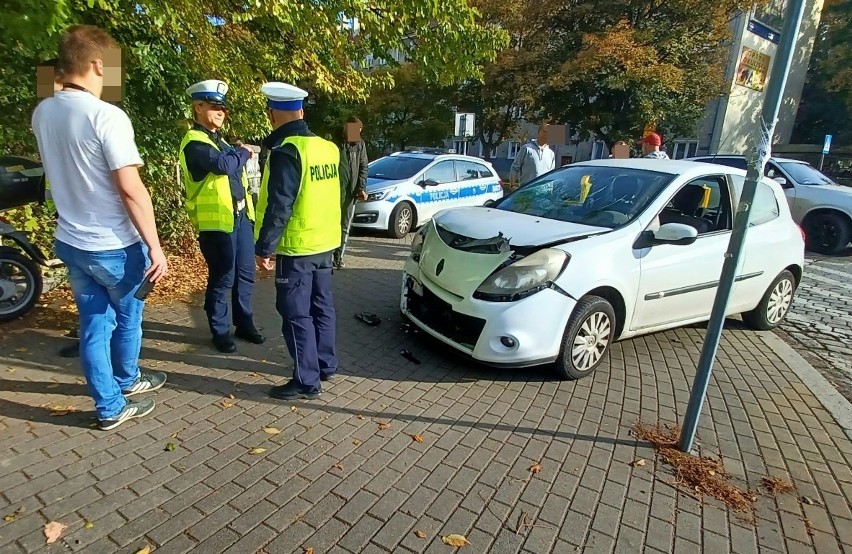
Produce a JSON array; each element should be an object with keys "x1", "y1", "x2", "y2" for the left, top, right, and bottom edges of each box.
[{"x1": 0, "y1": 246, "x2": 43, "y2": 322}]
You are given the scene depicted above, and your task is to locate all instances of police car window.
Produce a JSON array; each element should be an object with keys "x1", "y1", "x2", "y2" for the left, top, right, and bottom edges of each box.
[
  {"x1": 423, "y1": 161, "x2": 457, "y2": 184},
  {"x1": 368, "y1": 156, "x2": 431, "y2": 181},
  {"x1": 456, "y1": 161, "x2": 486, "y2": 181},
  {"x1": 750, "y1": 183, "x2": 780, "y2": 226},
  {"x1": 478, "y1": 165, "x2": 494, "y2": 178}
]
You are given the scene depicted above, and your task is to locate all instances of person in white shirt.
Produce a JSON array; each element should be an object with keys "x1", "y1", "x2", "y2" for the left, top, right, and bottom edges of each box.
[
  {"x1": 641, "y1": 132, "x2": 670, "y2": 159},
  {"x1": 31, "y1": 25, "x2": 168, "y2": 430},
  {"x1": 509, "y1": 124, "x2": 557, "y2": 188}
]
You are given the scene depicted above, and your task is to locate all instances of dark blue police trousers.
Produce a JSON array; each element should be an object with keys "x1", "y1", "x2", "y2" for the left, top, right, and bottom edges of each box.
[
  {"x1": 197, "y1": 209, "x2": 256, "y2": 338},
  {"x1": 275, "y1": 251, "x2": 338, "y2": 392}
]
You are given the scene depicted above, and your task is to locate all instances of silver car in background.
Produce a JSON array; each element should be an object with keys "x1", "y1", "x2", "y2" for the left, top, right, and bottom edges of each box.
[{"x1": 691, "y1": 155, "x2": 852, "y2": 254}]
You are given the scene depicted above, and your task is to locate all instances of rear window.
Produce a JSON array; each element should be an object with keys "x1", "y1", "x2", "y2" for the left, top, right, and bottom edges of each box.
[
  {"x1": 456, "y1": 160, "x2": 493, "y2": 180},
  {"x1": 750, "y1": 183, "x2": 780, "y2": 226},
  {"x1": 368, "y1": 156, "x2": 432, "y2": 181}
]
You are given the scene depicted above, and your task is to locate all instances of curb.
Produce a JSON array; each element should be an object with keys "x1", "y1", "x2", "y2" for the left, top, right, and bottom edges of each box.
[{"x1": 762, "y1": 330, "x2": 852, "y2": 442}]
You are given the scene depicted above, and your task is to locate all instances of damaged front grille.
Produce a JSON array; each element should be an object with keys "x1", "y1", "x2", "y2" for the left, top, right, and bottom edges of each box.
[
  {"x1": 435, "y1": 225, "x2": 511, "y2": 254},
  {"x1": 405, "y1": 278, "x2": 486, "y2": 349}
]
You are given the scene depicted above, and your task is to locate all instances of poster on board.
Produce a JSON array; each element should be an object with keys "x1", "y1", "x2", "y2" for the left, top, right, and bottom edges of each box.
[{"x1": 735, "y1": 47, "x2": 771, "y2": 92}]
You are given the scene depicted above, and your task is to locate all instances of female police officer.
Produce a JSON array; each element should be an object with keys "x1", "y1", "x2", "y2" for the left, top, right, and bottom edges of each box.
[{"x1": 179, "y1": 79, "x2": 265, "y2": 353}]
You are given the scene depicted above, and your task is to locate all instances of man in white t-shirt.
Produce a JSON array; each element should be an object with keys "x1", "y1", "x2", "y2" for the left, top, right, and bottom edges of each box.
[
  {"x1": 32, "y1": 25, "x2": 169, "y2": 430},
  {"x1": 509, "y1": 123, "x2": 557, "y2": 189}
]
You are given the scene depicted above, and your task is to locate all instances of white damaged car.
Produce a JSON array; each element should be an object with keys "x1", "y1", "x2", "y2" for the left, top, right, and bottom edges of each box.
[{"x1": 401, "y1": 159, "x2": 805, "y2": 379}]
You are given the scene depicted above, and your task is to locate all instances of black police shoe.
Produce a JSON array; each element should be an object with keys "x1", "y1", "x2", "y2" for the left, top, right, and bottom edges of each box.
[
  {"x1": 58, "y1": 341, "x2": 80, "y2": 358},
  {"x1": 235, "y1": 327, "x2": 266, "y2": 345},
  {"x1": 269, "y1": 380, "x2": 321, "y2": 400},
  {"x1": 213, "y1": 335, "x2": 237, "y2": 354}
]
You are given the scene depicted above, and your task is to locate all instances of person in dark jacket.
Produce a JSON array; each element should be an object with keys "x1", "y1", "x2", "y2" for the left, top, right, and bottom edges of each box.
[{"x1": 333, "y1": 116, "x2": 368, "y2": 269}]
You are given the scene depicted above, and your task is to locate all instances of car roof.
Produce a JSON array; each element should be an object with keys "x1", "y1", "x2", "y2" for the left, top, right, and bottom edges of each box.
[
  {"x1": 572, "y1": 158, "x2": 733, "y2": 175},
  {"x1": 386, "y1": 152, "x2": 495, "y2": 165},
  {"x1": 688, "y1": 154, "x2": 808, "y2": 165}
]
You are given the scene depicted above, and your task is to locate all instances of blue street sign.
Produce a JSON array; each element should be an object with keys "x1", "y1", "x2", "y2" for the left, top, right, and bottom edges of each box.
[{"x1": 823, "y1": 134, "x2": 832, "y2": 155}]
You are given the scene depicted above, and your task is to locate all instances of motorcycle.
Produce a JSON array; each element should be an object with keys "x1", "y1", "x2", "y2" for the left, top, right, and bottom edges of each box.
[{"x1": 0, "y1": 155, "x2": 61, "y2": 322}]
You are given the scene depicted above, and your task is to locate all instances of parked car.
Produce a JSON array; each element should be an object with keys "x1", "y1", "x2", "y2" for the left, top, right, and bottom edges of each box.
[
  {"x1": 689, "y1": 155, "x2": 852, "y2": 254},
  {"x1": 400, "y1": 159, "x2": 805, "y2": 379},
  {"x1": 353, "y1": 150, "x2": 504, "y2": 238}
]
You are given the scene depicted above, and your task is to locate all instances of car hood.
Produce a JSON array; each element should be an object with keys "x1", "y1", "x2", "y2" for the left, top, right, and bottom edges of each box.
[
  {"x1": 418, "y1": 207, "x2": 607, "y2": 299},
  {"x1": 798, "y1": 183, "x2": 852, "y2": 207},
  {"x1": 432, "y1": 207, "x2": 608, "y2": 247},
  {"x1": 366, "y1": 177, "x2": 408, "y2": 192}
]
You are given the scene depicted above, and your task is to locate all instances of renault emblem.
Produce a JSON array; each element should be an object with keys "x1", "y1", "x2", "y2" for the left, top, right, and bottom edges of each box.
[{"x1": 436, "y1": 259, "x2": 445, "y2": 276}]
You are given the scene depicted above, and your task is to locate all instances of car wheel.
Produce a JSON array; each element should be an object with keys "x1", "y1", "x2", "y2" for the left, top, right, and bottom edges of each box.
[
  {"x1": 555, "y1": 296, "x2": 616, "y2": 380},
  {"x1": 0, "y1": 247, "x2": 43, "y2": 322},
  {"x1": 803, "y1": 212, "x2": 851, "y2": 255},
  {"x1": 742, "y1": 270, "x2": 797, "y2": 331},
  {"x1": 388, "y1": 202, "x2": 415, "y2": 238}
]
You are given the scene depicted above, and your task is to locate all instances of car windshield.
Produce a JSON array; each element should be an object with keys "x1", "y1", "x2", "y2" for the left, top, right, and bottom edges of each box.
[
  {"x1": 368, "y1": 156, "x2": 432, "y2": 181},
  {"x1": 778, "y1": 162, "x2": 836, "y2": 186},
  {"x1": 494, "y1": 166, "x2": 675, "y2": 228}
]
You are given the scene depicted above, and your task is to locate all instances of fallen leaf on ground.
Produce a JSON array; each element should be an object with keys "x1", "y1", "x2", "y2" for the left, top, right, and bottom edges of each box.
[
  {"x1": 170, "y1": 432, "x2": 178, "y2": 439},
  {"x1": 14, "y1": 348, "x2": 27, "y2": 353},
  {"x1": 415, "y1": 530, "x2": 427, "y2": 539},
  {"x1": 228, "y1": 394, "x2": 235, "y2": 400},
  {"x1": 135, "y1": 545, "x2": 151, "y2": 554},
  {"x1": 802, "y1": 496, "x2": 821, "y2": 506},
  {"x1": 46, "y1": 384, "x2": 60, "y2": 389},
  {"x1": 761, "y1": 476, "x2": 795, "y2": 496},
  {"x1": 332, "y1": 463, "x2": 344, "y2": 471},
  {"x1": 529, "y1": 464, "x2": 543, "y2": 474},
  {"x1": 290, "y1": 406, "x2": 298, "y2": 412},
  {"x1": 44, "y1": 521, "x2": 67, "y2": 544},
  {"x1": 378, "y1": 421, "x2": 392, "y2": 430},
  {"x1": 352, "y1": 439, "x2": 362, "y2": 446},
  {"x1": 411, "y1": 434, "x2": 424, "y2": 443},
  {"x1": 248, "y1": 372, "x2": 262, "y2": 378},
  {"x1": 356, "y1": 414, "x2": 365, "y2": 420},
  {"x1": 263, "y1": 427, "x2": 281, "y2": 435},
  {"x1": 84, "y1": 522, "x2": 94, "y2": 529},
  {"x1": 442, "y1": 534, "x2": 471, "y2": 547},
  {"x1": 221, "y1": 400, "x2": 235, "y2": 409},
  {"x1": 632, "y1": 459, "x2": 647, "y2": 468},
  {"x1": 165, "y1": 443, "x2": 176, "y2": 452},
  {"x1": 303, "y1": 548, "x2": 314, "y2": 554},
  {"x1": 249, "y1": 448, "x2": 267, "y2": 455},
  {"x1": 4, "y1": 507, "x2": 24, "y2": 522}
]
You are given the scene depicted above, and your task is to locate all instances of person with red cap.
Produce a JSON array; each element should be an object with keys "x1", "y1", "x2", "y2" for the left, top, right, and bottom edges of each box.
[{"x1": 640, "y1": 132, "x2": 669, "y2": 159}]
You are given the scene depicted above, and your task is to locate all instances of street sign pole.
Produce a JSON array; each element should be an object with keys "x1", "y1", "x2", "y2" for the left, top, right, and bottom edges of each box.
[
  {"x1": 678, "y1": 0, "x2": 808, "y2": 453},
  {"x1": 819, "y1": 134, "x2": 832, "y2": 171}
]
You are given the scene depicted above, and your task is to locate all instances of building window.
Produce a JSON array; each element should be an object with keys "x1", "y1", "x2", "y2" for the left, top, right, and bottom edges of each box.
[
  {"x1": 672, "y1": 140, "x2": 699, "y2": 160},
  {"x1": 591, "y1": 141, "x2": 607, "y2": 160},
  {"x1": 477, "y1": 142, "x2": 496, "y2": 158},
  {"x1": 507, "y1": 141, "x2": 521, "y2": 159}
]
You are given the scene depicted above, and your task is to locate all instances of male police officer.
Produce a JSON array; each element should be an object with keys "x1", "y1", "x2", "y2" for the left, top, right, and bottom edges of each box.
[
  {"x1": 179, "y1": 79, "x2": 265, "y2": 353},
  {"x1": 255, "y1": 82, "x2": 341, "y2": 400}
]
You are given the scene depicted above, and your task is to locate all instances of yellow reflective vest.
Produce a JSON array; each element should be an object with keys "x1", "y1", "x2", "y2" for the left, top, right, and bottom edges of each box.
[
  {"x1": 255, "y1": 135, "x2": 341, "y2": 256},
  {"x1": 179, "y1": 129, "x2": 255, "y2": 233}
]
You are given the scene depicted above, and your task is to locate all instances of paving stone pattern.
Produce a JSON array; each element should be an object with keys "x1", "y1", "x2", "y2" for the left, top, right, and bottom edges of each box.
[
  {"x1": 0, "y1": 235, "x2": 850, "y2": 554},
  {"x1": 780, "y1": 250, "x2": 852, "y2": 402}
]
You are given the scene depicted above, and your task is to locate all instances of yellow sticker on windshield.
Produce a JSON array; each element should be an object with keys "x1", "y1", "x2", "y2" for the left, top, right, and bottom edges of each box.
[{"x1": 562, "y1": 175, "x2": 593, "y2": 206}]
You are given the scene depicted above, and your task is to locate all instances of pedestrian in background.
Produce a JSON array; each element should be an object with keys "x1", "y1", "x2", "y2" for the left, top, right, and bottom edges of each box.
[
  {"x1": 255, "y1": 82, "x2": 342, "y2": 400},
  {"x1": 334, "y1": 116, "x2": 368, "y2": 269},
  {"x1": 640, "y1": 132, "x2": 670, "y2": 159},
  {"x1": 179, "y1": 79, "x2": 266, "y2": 354},
  {"x1": 509, "y1": 123, "x2": 556, "y2": 189},
  {"x1": 32, "y1": 25, "x2": 168, "y2": 430}
]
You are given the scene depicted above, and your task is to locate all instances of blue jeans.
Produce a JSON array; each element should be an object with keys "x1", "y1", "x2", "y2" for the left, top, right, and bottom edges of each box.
[{"x1": 55, "y1": 240, "x2": 148, "y2": 420}]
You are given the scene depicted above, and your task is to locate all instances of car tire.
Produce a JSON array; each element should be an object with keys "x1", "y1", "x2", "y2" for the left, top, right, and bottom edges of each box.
[
  {"x1": 803, "y1": 212, "x2": 851, "y2": 255},
  {"x1": 388, "y1": 202, "x2": 415, "y2": 238},
  {"x1": 555, "y1": 295, "x2": 616, "y2": 380},
  {"x1": 0, "y1": 247, "x2": 43, "y2": 322},
  {"x1": 742, "y1": 269, "x2": 797, "y2": 331}
]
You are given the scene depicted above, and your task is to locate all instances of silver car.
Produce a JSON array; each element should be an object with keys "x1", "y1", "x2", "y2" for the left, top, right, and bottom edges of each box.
[{"x1": 690, "y1": 155, "x2": 852, "y2": 254}]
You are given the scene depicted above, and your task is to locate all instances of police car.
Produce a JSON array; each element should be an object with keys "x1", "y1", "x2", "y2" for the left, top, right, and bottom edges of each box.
[{"x1": 353, "y1": 149, "x2": 504, "y2": 238}]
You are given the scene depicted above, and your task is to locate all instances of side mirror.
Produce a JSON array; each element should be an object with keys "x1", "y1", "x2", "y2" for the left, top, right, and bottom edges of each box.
[
  {"x1": 420, "y1": 179, "x2": 439, "y2": 188},
  {"x1": 484, "y1": 199, "x2": 497, "y2": 208},
  {"x1": 635, "y1": 223, "x2": 699, "y2": 248},
  {"x1": 773, "y1": 176, "x2": 789, "y2": 187}
]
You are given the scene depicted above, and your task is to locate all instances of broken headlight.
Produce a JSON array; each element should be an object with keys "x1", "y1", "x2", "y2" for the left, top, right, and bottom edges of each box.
[{"x1": 474, "y1": 249, "x2": 569, "y2": 301}]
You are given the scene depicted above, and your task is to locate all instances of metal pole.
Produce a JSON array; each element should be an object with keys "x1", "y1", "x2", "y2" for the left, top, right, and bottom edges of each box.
[
  {"x1": 819, "y1": 152, "x2": 825, "y2": 171},
  {"x1": 678, "y1": 0, "x2": 808, "y2": 453}
]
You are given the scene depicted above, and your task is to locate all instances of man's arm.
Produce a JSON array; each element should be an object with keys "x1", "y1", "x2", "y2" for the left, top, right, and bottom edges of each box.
[
  {"x1": 510, "y1": 145, "x2": 526, "y2": 182},
  {"x1": 255, "y1": 145, "x2": 301, "y2": 259},
  {"x1": 184, "y1": 141, "x2": 250, "y2": 182},
  {"x1": 356, "y1": 140, "x2": 369, "y2": 195},
  {"x1": 113, "y1": 166, "x2": 168, "y2": 282}
]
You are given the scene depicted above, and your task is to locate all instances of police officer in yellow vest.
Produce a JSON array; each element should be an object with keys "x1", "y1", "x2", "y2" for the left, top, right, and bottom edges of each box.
[
  {"x1": 255, "y1": 82, "x2": 341, "y2": 400},
  {"x1": 180, "y1": 79, "x2": 266, "y2": 353}
]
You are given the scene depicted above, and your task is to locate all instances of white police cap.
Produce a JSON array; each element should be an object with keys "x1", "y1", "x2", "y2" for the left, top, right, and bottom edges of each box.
[
  {"x1": 261, "y1": 82, "x2": 308, "y2": 111},
  {"x1": 186, "y1": 79, "x2": 229, "y2": 107}
]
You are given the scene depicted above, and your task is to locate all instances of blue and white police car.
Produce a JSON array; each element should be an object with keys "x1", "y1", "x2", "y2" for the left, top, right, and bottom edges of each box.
[{"x1": 352, "y1": 149, "x2": 504, "y2": 238}]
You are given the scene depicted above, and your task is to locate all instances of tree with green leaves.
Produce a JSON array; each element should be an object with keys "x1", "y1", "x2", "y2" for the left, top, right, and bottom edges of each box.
[
  {"x1": 536, "y1": 0, "x2": 751, "y2": 148},
  {"x1": 0, "y1": 0, "x2": 507, "y2": 251},
  {"x1": 792, "y1": 0, "x2": 852, "y2": 145}
]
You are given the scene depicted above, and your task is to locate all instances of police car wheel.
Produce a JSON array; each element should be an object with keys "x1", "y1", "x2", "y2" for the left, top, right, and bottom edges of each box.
[{"x1": 389, "y1": 202, "x2": 415, "y2": 238}]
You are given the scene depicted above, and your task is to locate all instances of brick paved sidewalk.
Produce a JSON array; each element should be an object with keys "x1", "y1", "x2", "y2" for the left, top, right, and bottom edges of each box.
[{"x1": 1, "y1": 236, "x2": 851, "y2": 554}]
